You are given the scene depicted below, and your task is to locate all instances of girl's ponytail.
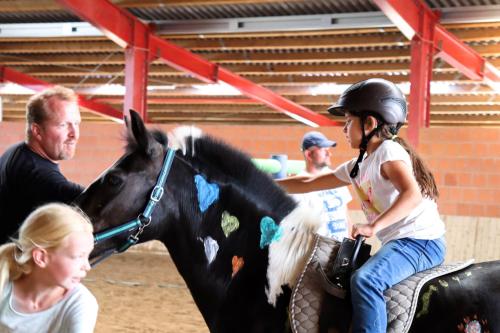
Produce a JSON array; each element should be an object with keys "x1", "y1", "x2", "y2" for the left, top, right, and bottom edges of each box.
[
  {"x1": 0, "y1": 243, "x2": 29, "y2": 295},
  {"x1": 380, "y1": 126, "x2": 439, "y2": 200}
]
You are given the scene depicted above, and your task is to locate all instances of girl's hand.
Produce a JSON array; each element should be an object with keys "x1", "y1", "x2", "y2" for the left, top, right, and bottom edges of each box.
[{"x1": 351, "y1": 223, "x2": 375, "y2": 238}]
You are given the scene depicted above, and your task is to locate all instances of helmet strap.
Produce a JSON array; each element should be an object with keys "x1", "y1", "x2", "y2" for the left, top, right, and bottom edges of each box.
[{"x1": 349, "y1": 116, "x2": 380, "y2": 178}]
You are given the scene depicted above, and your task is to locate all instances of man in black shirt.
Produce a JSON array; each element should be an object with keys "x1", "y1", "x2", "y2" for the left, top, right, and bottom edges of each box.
[{"x1": 0, "y1": 86, "x2": 84, "y2": 243}]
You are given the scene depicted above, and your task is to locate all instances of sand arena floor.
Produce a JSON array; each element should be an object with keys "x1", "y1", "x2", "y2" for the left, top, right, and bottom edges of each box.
[{"x1": 85, "y1": 251, "x2": 209, "y2": 333}]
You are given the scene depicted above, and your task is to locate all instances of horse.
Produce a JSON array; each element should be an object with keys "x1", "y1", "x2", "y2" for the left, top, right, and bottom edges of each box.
[
  {"x1": 76, "y1": 110, "x2": 320, "y2": 333},
  {"x1": 76, "y1": 111, "x2": 500, "y2": 333}
]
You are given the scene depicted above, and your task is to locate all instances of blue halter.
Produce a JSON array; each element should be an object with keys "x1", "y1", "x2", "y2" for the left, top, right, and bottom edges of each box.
[{"x1": 91, "y1": 147, "x2": 176, "y2": 266}]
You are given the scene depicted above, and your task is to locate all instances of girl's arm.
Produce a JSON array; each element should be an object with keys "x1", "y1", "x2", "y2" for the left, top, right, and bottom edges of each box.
[
  {"x1": 352, "y1": 160, "x2": 422, "y2": 238},
  {"x1": 276, "y1": 171, "x2": 349, "y2": 194}
]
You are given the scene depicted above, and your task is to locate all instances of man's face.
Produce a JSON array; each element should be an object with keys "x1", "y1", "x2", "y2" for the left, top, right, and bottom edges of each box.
[
  {"x1": 35, "y1": 99, "x2": 81, "y2": 162},
  {"x1": 307, "y1": 146, "x2": 332, "y2": 169}
]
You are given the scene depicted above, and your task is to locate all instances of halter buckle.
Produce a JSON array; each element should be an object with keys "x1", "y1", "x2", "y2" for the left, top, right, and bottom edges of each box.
[
  {"x1": 150, "y1": 185, "x2": 164, "y2": 202},
  {"x1": 138, "y1": 214, "x2": 152, "y2": 227}
]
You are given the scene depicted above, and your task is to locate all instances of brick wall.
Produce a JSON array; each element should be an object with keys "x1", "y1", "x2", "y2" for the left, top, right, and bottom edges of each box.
[
  {"x1": 3, "y1": 120, "x2": 498, "y2": 260},
  {"x1": 1, "y1": 121, "x2": 499, "y2": 218}
]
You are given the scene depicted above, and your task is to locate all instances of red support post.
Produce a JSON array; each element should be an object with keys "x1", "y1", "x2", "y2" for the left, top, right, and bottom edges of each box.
[
  {"x1": 56, "y1": 0, "x2": 336, "y2": 127},
  {"x1": 124, "y1": 21, "x2": 150, "y2": 121},
  {"x1": 407, "y1": 4, "x2": 436, "y2": 147},
  {"x1": 0, "y1": 66, "x2": 122, "y2": 122}
]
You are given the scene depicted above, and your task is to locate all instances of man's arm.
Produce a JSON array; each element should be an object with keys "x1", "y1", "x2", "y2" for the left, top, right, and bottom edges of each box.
[{"x1": 36, "y1": 168, "x2": 84, "y2": 203}]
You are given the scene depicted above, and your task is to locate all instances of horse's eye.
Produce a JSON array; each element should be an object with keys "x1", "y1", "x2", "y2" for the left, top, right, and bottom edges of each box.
[{"x1": 105, "y1": 174, "x2": 123, "y2": 187}]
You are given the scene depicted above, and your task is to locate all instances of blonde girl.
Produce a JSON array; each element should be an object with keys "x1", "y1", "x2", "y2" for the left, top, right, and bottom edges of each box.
[
  {"x1": 0, "y1": 203, "x2": 97, "y2": 333},
  {"x1": 279, "y1": 78, "x2": 445, "y2": 333}
]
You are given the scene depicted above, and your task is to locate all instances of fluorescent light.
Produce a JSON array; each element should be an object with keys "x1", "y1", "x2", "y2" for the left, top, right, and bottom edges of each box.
[
  {"x1": 309, "y1": 83, "x2": 350, "y2": 96},
  {"x1": 78, "y1": 84, "x2": 125, "y2": 95},
  {"x1": 147, "y1": 85, "x2": 176, "y2": 91},
  {"x1": 192, "y1": 83, "x2": 241, "y2": 96},
  {"x1": 0, "y1": 83, "x2": 35, "y2": 94}
]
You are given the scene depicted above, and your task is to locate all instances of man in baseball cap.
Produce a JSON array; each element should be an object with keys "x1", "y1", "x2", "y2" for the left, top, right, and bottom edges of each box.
[
  {"x1": 301, "y1": 131, "x2": 336, "y2": 173},
  {"x1": 301, "y1": 131, "x2": 337, "y2": 152},
  {"x1": 295, "y1": 131, "x2": 352, "y2": 242}
]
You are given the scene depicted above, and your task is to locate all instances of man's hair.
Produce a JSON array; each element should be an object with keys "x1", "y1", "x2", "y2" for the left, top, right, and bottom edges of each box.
[{"x1": 25, "y1": 86, "x2": 78, "y2": 141}]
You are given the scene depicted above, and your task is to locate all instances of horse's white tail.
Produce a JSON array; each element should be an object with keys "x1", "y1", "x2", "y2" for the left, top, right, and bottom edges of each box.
[{"x1": 266, "y1": 200, "x2": 322, "y2": 306}]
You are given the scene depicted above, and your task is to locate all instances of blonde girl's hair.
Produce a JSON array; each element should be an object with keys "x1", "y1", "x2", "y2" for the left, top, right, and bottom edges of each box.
[
  {"x1": 378, "y1": 125, "x2": 439, "y2": 200},
  {"x1": 0, "y1": 203, "x2": 93, "y2": 294}
]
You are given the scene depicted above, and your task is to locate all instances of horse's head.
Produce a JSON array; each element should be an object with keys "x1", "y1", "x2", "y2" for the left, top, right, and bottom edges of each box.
[{"x1": 76, "y1": 110, "x2": 174, "y2": 258}]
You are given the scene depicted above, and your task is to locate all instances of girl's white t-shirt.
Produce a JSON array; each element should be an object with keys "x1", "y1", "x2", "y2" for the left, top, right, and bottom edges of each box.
[
  {"x1": 333, "y1": 140, "x2": 445, "y2": 245},
  {"x1": 0, "y1": 282, "x2": 98, "y2": 333}
]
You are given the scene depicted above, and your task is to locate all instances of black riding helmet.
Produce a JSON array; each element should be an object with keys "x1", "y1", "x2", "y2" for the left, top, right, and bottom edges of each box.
[
  {"x1": 327, "y1": 78, "x2": 407, "y2": 127},
  {"x1": 327, "y1": 78, "x2": 407, "y2": 178}
]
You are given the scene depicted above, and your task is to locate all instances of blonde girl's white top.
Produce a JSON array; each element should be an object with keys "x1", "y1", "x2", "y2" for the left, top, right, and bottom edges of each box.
[
  {"x1": 333, "y1": 140, "x2": 445, "y2": 245},
  {"x1": 0, "y1": 282, "x2": 98, "y2": 333}
]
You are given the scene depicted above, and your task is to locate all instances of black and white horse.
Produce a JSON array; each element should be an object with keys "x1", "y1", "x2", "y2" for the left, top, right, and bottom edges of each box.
[
  {"x1": 76, "y1": 111, "x2": 500, "y2": 333},
  {"x1": 77, "y1": 111, "x2": 319, "y2": 332}
]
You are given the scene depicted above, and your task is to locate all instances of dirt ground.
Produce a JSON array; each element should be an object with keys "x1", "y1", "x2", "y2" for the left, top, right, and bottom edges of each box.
[{"x1": 85, "y1": 251, "x2": 209, "y2": 333}]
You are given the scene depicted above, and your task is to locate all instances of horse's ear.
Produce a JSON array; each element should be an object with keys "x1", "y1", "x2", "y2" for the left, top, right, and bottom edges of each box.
[{"x1": 126, "y1": 110, "x2": 159, "y2": 156}]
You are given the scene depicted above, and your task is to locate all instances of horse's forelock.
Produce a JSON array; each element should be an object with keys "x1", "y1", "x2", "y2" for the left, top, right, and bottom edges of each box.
[{"x1": 151, "y1": 130, "x2": 168, "y2": 146}]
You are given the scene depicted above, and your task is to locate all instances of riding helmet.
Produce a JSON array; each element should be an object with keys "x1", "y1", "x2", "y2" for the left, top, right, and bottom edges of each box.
[{"x1": 327, "y1": 78, "x2": 407, "y2": 125}]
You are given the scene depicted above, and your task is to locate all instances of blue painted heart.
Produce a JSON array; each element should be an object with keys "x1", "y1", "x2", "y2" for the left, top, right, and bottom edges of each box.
[
  {"x1": 194, "y1": 174, "x2": 220, "y2": 212},
  {"x1": 260, "y1": 216, "x2": 283, "y2": 249}
]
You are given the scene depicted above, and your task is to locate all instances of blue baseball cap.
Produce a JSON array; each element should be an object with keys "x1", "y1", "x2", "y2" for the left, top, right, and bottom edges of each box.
[{"x1": 301, "y1": 131, "x2": 336, "y2": 151}]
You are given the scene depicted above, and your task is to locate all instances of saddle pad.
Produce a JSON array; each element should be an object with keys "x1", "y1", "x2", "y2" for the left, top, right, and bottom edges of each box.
[
  {"x1": 290, "y1": 234, "x2": 474, "y2": 333},
  {"x1": 385, "y1": 258, "x2": 474, "y2": 333},
  {"x1": 290, "y1": 235, "x2": 341, "y2": 333}
]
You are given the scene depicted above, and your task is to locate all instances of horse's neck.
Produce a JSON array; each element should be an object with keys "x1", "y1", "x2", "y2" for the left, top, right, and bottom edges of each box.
[
  {"x1": 164, "y1": 210, "x2": 288, "y2": 332},
  {"x1": 162, "y1": 227, "x2": 223, "y2": 323}
]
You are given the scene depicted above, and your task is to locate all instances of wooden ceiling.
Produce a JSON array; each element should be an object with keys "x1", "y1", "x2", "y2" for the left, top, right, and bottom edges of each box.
[{"x1": 0, "y1": 0, "x2": 499, "y2": 126}]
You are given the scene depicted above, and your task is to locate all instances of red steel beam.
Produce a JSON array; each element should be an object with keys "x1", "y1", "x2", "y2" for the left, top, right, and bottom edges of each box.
[
  {"x1": 0, "y1": 66, "x2": 51, "y2": 92},
  {"x1": 0, "y1": 66, "x2": 123, "y2": 122},
  {"x1": 56, "y1": 0, "x2": 337, "y2": 127},
  {"x1": 374, "y1": 0, "x2": 500, "y2": 147},
  {"x1": 93, "y1": 97, "x2": 257, "y2": 104},
  {"x1": 217, "y1": 67, "x2": 337, "y2": 126}
]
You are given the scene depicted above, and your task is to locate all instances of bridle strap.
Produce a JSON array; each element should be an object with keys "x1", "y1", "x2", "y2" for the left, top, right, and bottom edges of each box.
[{"x1": 90, "y1": 147, "x2": 176, "y2": 266}]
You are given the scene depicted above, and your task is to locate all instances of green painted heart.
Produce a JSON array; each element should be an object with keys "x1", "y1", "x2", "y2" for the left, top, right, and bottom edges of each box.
[{"x1": 221, "y1": 211, "x2": 240, "y2": 237}]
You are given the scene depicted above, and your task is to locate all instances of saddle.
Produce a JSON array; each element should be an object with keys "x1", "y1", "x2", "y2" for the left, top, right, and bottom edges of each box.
[{"x1": 290, "y1": 234, "x2": 473, "y2": 333}]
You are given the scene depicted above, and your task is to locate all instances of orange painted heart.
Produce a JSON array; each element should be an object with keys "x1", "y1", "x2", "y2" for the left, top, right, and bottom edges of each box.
[{"x1": 231, "y1": 256, "x2": 245, "y2": 277}]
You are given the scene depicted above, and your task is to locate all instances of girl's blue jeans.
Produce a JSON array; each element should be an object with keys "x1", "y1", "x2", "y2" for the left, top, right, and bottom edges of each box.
[{"x1": 350, "y1": 237, "x2": 446, "y2": 333}]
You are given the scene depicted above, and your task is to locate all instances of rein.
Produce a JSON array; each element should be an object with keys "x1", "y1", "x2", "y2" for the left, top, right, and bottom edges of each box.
[{"x1": 90, "y1": 147, "x2": 176, "y2": 267}]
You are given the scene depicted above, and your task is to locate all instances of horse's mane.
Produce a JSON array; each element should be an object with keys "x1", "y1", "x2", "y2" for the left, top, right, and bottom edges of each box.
[
  {"x1": 167, "y1": 126, "x2": 321, "y2": 305},
  {"x1": 168, "y1": 126, "x2": 296, "y2": 218},
  {"x1": 124, "y1": 124, "x2": 320, "y2": 306}
]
